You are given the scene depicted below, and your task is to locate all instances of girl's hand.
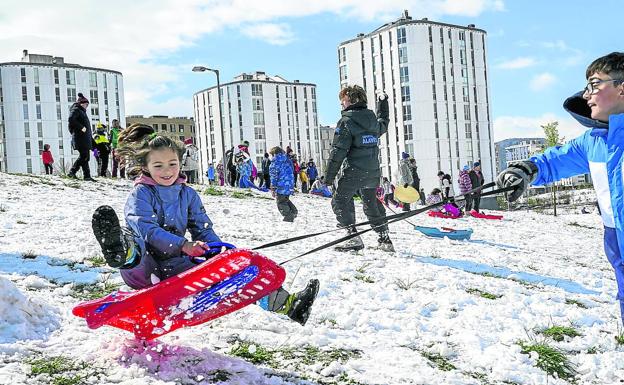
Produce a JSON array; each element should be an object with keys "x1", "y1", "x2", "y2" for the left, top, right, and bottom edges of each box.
[{"x1": 182, "y1": 241, "x2": 210, "y2": 257}]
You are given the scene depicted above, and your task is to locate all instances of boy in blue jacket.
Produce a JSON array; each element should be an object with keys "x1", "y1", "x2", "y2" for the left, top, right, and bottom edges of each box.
[
  {"x1": 91, "y1": 124, "x2": 318, "y2": 325},
  {"x1": 269, "y1": 146, "x2": 298, "y2": 222},
  {"x1": 497, "y1": 52, "x2": 624, "y2": 323}
]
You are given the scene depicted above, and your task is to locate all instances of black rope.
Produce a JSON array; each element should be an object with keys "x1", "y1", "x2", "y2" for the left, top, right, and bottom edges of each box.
[{"x1": 250, "y1": 181, "x2": 516, "y2": 265}]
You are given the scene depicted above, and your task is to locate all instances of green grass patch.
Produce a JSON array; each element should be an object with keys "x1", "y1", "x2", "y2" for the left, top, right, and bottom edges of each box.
[
  {"x1": 17, "y1": 220, "x2": 27, "y2": 224},
  {"x1": 518, "y1": 341, "x2": 577, "y2": 381},
  {"x1": 62, "y1": 180, "x2": 81, "y2": 189},
  {"x1": 354, "y1": 274, "x2": 375, "y2": 283},
  {"x1": 466, "y1": 288, "x2": 502, "y2": 300},
  {"x1": 72, "y1": 278, "x2": 122, "y2": 300},
  {"x1": 586, "y1": 346, "x2": 598, "y2": 354},
  {"x1": 27, "y1": 355, "x2": 100, "y2": 385},
  {"x1": 421, "y1": 351, "x2": 456, "y2": 371},
  {"x1": 231, "y1": 191, "x2": 253, "y2": 199},
  {"x1": 615, "y1": 332, "x2": 624, "y2": 346},
  {"x1": 84, "y1": 255, "x2": 107, "y2": 267},
  {"x1": 230, "y1": 341, "x2": 275, "y2": 365},
  {"x1": 355, "y1": 262, "x2": 371, "y2": 274},
  {"x1": 540, "y1": 326, "x2": 582, "y2": 342},
  {"x1": 203, "y1": 186, "x2": 225, "y2": 196},
  {"x1": 395, "y1": 277, "x2": 417, "y2": 290},
  {"x1": 565, "y1": 298, "x2": 588, "y2": 309}
]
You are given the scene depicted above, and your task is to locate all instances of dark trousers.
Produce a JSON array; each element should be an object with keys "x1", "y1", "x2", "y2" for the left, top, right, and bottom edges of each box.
[
  {"x1": 383, "y1": 193, "x2": 398, "y2": 207},
  {"x1": 44, "y1": 163, "x2": 53, "y2": 175},
  {"x1": 111, "y1": 149, "x2": 125, "y2": 178},
  {"x1": 98, "y1": 153, "x2": 109, "y2": 177},
  {"x1": 464, "y1": 193, "x2": 473, "y2": 212},
  {"x1": 331, "y1": 173, "x2": 387, "y2": 234},
  {"x1": 70, "y1": 148, "x2": 91, "y2": 179},
  {"x1": 276, "y1": 194, "x2": 298, "y2": 221},
  {"x1": 473, "y1": 193, "x2": 481, "y2": 212},
  {"x1": 262, "y1": 173, "x2": 271, "y2": 189}
]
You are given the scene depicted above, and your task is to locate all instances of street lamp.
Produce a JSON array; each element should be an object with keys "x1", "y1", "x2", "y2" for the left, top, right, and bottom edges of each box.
[{"x1": 192, "y1": 66, "x2": 228, "y2": 186}]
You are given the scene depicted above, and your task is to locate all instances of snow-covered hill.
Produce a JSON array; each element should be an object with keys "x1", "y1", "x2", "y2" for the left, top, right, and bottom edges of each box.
[{"x1": 0, "y1": 172, "x2": 622, "y2": 385}]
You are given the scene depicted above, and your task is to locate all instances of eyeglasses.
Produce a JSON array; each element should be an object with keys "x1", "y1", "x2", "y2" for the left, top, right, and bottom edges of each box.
[{"x1": 584, "y1": 78, "x2": 623, "y2": 95}]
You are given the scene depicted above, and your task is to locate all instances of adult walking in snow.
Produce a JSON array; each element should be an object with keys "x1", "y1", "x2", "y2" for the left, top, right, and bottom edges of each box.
[
  {"x1": 409, "y1": 158, "x2": 420, "y2": 192},
  {"x1": 260, "y1": 152, "x2": 271, "y2": 189},
  {"x1": 206, "y1": 163, "x2": 215, "y2": 185},
  {"x1": 437, "y1": 170, "x2": 454, "y2": 200},
  {"x1": 181, "y1": 139, "x2": 199, "y2": 183},
  {"x1": 67, "y1": 93, "x2": 95, "y2": 181},
  {"x1": 469, "y1": 161, "x2": 485, "y2": 213},
  {"x1": 93, "y1": 123, "x2": 112, "y2": 177},
  {"x1": 41, "y1": 144, "x2": 54, "y2": 175},
  {"x1": 398, "y1": 152, "x2": 414, "y2": 212},
  {"x1": 497, "y1": 52, "x2": 624, "y2": 324},
  {"x1": 325, "y1": 85, "x2": 393, "y2": 252},
  {"x1": 109, "y1": 119, "x2": 125, "y2": 178}
]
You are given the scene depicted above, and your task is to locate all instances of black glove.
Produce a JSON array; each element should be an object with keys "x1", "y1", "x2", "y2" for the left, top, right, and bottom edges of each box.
[
  {"x1": 376, "y1": 93, "x2": 389, "y2": 120},
  {"x1": 403, "y1": 184, "x2": 409, "y2": 188},
  {"x1": 496, "y1": 161, "x2": 538, "y2": 202}
]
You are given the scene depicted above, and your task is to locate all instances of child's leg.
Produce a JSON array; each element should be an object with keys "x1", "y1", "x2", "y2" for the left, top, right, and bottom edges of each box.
[
  {"x1": 276, "y1": 194, "x2": 294, "y2": 221},
  {"x1": 604, "y1": 227, "x2": 624, "y2": 323},
  {"x1": 257, "y1": 279, "x2": 319, "y2": 325},
  {"x1": 287, "y1": 196, "x2": 298, "y2": 217}
]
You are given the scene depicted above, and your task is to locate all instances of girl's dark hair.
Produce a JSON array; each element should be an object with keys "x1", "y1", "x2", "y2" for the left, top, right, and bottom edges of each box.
[
  {"x1": 431, "y1": 188, "x2": 441, "y2": 195},
  {"x1": 269, "y1": 146, "x2": 284, "y2": 155},
  {"x1": 117, "y1": 123, "x2": 185, "y2": 178},
  {"x1": 43, "y1": 144, "x2": 50, "y2": 151}
]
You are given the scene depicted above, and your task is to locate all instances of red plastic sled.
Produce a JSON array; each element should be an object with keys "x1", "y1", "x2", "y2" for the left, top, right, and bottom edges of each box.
[
  {"x1": 428, "y1": 210, "x2": 461, "y2": 219},
  {"x1": 470, "y1": 210, "x2": 503, "y2": 220},
  {"x1": 72, "y1": 249, "x2": 286, "y2": 340}
]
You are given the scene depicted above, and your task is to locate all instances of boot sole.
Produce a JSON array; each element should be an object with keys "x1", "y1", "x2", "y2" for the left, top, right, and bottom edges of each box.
[
  {"x1": 92, "y1": 205, "x2": 125, "y2": 267},
  {"x1": 291, "y1": 279, "x2": 320, "y2": 326}
]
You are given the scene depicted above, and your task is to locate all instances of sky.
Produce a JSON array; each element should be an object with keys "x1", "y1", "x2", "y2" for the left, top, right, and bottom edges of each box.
[{"x1": 1, "y1": 0, "x2": 620, "y2": 142}]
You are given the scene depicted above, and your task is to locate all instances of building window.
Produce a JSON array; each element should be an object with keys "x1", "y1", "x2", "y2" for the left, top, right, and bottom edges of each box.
[
  {"x1": 90, "y1": 90, "x2": 99, "y2": 104},
  {"x1": 22, "y1": 86, "x2": 28, "y2": 101},
  {"x1": 397, "y1": 27, "x2": 406, "y2": 44},
  {"x1": 252, "y1": 98, "x2": 263, "y2": 111},
  {"x1": 37, "y1": 122, "x2": 43, "y2": 137},
  {"x1": 402, "y1": 104, "x2": 412, "y2": 121},
  {"x1": 25, "y1": 141, "x2": 31, "y2": 156},
  {"x1": 24, "y1": 122, "x2": 30, "y2": 137},
  {"x1": 398, "y1": 47, "x2": 408, "y2": 64},
  {"x1": 399, "y1": 66, "x2": 409, "y2": 83},
  {"x1": 23, "y1": 104, "x2": 29, "y2": 120},
  {"x1": 404, "y1": 124, "x2": 413, "y2": 140},
  {"x1": 26, "y1": 158, "x2": 32, "y2": 173},
  {"x1": 34, "y1": 86, "x2": 41, "y2": 101},
  {"x1": 59, "y1": 139, "x2": 64, "y2": 151},
  {"x1": 178, "y1": 124, "x2": 184, "y2": 133},
  {"x1": 67, "y1": 88, "x2": 76, "y2": 103},
  {"x1": 339, "y1": 65, "x2": 348, "y2": 81},
  {"x1": 66, "y1": 70, "x2": 75, "y2": 85},
  {"x1": 55, "y1": 88, "x2": 60, "y2": 102},
  {"x1": 36, "y1": 104, "x2": 42, "y2": 120},
  {"x1": 339, "y1": 47, "x2": 346, "y2": 63},
  {"x1": 21, "y1": 68, "x2": 27, "y2": 83},
  {"x1": 464, "y1": 107, "x2": 471, "y2": 120},
  {"x1": 251, "y1": 84, "x2": 263, "y2": 96},
  {"x1": 57, "y1": 105, "x2": 62, "y2": 120},
  {"x1": 91, "y1": 107, "x2": 99, "y2": 117},
  {"x1": 253, "y1": 112, "x2": 264, "y2": 126},
  {"x1": 54, "y1": 69, "x2": 59, "y2": 85},
  {"x1": 89, "y1": 72, "x2": 97, "y2": 87},
  {"x1": 401, "y1": 86, "x2": 410, "y2": 102}
]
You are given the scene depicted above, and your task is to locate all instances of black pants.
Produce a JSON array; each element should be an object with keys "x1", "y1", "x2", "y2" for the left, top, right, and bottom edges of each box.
[
  {"x1": 464, "y1": 193, "x2": 473, "y2": 212},
  {"x1": 70, "y1": 148, "x2": 91, "y2": 179},
  {"x1": 473, "y1": 193, "x2": 482, "y2": 212},
  {"x1": 276, "y1": 194, "x2": 298, "y2": 221},
  {"x1": 44, "y1": 163, "x2": 53, "y2": 175},
  {"x1": 383, "y1": 193, "x2": 398, "y2": 207},
  {"x1": 262, "y1": 173, "x2": 271, "y2": 189},
  {"x1": 98, "y1": 153, "x2": 109, "y2": 177},
  {"x1": 331, "y1": 171, "x2": 387, "y2": 234}
]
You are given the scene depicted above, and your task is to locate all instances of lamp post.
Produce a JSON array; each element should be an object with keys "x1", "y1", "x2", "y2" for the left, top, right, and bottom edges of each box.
[{"x1": 192, "y1": 66, "x2": 228, "y2": 186}]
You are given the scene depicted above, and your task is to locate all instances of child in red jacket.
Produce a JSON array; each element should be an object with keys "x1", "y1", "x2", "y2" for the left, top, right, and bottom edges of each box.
[{"x1": 41, "y1": 144, "x2": 54, "y2": 175}]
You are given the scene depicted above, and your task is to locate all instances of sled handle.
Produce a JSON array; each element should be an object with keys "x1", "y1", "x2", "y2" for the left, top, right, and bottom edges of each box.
[{"x1": 190, "y1": 242, "x2": 237, "y2": 264}]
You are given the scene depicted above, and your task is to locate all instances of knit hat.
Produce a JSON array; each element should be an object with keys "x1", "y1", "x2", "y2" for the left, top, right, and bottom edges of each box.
[
  {"x1": 76, "y1": 93, "x2": 89, "y2": 105},
  {"x1": 473, "y1": 161, "x2": 481, "y2": 167},
  {"x1": 437, "y1": 171, "x2": 445, "y2": 177},
  {"x1": 184, "y1": 138, "x2": 193, "y2": 145},
  {"x1": 401, "y1": 152, "x2": 410, "y2": 159},
  {"x1": 463, "y1": 165, "x2": 470, "y2": 171}
]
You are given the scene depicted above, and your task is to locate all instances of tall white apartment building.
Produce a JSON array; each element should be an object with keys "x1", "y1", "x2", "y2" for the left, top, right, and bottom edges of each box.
[
  {"x1": 0, "y1": 50, "x2": 125, "y2": 174},
  {"x1": 193, "y1": 71, "x2": 321, "y2": 182},
  {"x1": 338, "y1": 11, "x2": 495, "y2": 189}
]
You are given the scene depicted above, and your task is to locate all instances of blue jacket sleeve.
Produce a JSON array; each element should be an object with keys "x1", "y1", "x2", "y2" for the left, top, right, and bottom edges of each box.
[
  {"x1": 125, "y1": 187, "x2": 187, "y2": 257},
  {"x1": 530, "y1": 132, "x2": 590, "y2": 186},
  {"x1": 186, "y1": 188, "x2": 221, "y2": 243}
]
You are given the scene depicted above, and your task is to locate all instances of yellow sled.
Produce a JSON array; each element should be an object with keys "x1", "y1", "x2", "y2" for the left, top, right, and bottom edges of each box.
[{"x1": 395, "y1": 185, "x2": 420, "y2": 203}]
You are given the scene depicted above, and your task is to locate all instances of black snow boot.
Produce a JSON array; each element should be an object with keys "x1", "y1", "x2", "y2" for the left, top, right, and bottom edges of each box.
[
  {"x1": 92, "y1": 205, "x2": 136, "y2": 268},
  {"x1": 334, "y1": 227, "x2": 364, "y2": 252},
  {"x1": 377, "y1": 231, "x2": 395, "y2": 252},
  {"x1": 279, "y1": 279, "x2": 320, "y2": 326}
]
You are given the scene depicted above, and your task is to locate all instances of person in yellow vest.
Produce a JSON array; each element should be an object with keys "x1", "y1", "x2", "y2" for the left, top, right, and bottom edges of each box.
[
  {"x1": 93, "y1": 123, "x2": 112, "y2": 177},
  {"x1": 299, "y1": 166, "x2": 310, "y2": 193}
]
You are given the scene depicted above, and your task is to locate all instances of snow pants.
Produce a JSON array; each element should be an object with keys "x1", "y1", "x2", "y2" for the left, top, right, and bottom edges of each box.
[
  {"x1": 276, "y1": 194, "x2": 298, "y2": 221},
  {"x1": 331, "y1": 170, "x2": 388, "y2": 234},
  {"x1": 604, "y1": 226, "x2": 624, "y2": 323}
]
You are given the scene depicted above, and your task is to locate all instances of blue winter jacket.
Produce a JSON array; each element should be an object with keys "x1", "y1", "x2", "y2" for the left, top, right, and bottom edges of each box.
[
  {"x1": 124, "y1": 175, "x2": 221, "y2": 260},
  {"x1": 307, "y1": 164, "x2": 318, "y2": 182},
  {"x1": 269, "y1": 153, "x2": 294, "y2": 196},
  {"x1": 530, "y1": 91, "x2": 624, "y2": 252}
]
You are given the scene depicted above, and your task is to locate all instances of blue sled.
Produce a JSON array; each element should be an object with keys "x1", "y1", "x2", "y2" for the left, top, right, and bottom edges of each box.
[{"x1": 415, "y1": 226, "x2": 473, "y2": 240}]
